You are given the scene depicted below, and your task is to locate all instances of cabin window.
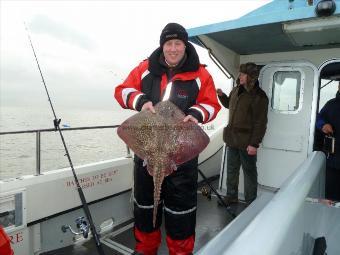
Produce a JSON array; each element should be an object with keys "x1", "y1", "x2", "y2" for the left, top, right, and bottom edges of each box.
[
  {"x1": 0, "y1": 192, "x2": 24, "y2": 231},
  {"x1": 271, "y1": 71, "x2": 302, "y2": 113}
]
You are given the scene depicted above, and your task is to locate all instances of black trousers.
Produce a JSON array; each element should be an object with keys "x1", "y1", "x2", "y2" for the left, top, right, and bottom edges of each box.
[
  {"x1": 325, "y1": 166, "x2": 340, "y2": 201},
  {"x1": 226, "y1": 147, "x2": 258, "y2": 202},
  {"x1": 133, "y1": 155, "x2": 198, "y2": 240}
]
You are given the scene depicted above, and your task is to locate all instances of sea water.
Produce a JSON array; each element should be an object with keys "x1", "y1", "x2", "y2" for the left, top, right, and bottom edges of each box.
[
  {"x1": 0, "y1": 106, "x2": 228, "y2": 180},
  {"x1": 0, "y1": 105, "x2": 135, "y2": 179}
]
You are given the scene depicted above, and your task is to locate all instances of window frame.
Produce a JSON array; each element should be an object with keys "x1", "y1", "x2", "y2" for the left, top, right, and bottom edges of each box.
[{"x1": 268, "y1": 67, "x2": 305, "y2": 115}]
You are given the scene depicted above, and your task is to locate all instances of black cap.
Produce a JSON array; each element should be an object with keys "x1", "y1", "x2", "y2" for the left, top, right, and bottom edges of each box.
[{"x1": 160, "y1": 23, "x2": 188, "y2": 47}]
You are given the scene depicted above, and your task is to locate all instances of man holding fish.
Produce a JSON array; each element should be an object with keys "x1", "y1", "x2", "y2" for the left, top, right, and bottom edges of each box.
[{"x1": 114, "y1": 23, "x2": 220, "y2": 255}]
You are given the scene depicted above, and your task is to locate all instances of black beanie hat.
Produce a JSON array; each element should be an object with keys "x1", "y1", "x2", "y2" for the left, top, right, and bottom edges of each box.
[{"x1": 160, "y1": 23, "x2": 188, "y2": 47}]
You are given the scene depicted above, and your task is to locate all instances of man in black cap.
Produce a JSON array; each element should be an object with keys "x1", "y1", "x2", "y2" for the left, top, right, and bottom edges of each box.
[
  {"x1": 217, "y1": 62, "x2": 268, "y2": 207},
  {"x1": 316, "y1": 82, "x2": 340, "y2": 201},
  {"x1": 114, "y1": 23, "x2": 220, "y2": 255}
]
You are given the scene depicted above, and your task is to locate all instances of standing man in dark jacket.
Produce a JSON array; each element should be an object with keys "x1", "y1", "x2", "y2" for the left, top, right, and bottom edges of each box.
[
  {"x1": 216, "y1": 62, "x2": 268, "y2": 206},
  {"x1": 316, "y1": 82, "x2": 340, "y2": 201},
  {"x1": 114, "y1": 23, "x2": 220, "y2": 255}
]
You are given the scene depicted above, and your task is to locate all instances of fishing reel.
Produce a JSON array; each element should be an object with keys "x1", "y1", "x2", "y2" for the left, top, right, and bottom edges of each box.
[
  {"x1": 201, "y1": 185, "x2": 212, "y2": 200},
  {"x1": 61, "y1": 216, "x2": 90, "y2": 238}
]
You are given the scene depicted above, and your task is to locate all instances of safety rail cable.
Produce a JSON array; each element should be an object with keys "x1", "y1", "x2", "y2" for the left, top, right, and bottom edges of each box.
[
  {"x1": 0, "y1": 125, "x2": 131, "y2": 176},
  {"x1": 196, "y1": 151, "x2": 326, "y2": 255}
]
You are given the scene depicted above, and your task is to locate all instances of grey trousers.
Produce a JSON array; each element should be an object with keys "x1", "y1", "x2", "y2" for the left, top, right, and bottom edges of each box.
[{"x1": 226, "y1": 147, "x2": 258, "y2": 202}]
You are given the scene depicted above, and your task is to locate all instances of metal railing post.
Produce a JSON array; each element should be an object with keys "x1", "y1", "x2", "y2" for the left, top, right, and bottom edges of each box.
[{"x1": 36, "y1": 131, "x2": 41, "y2": 175}]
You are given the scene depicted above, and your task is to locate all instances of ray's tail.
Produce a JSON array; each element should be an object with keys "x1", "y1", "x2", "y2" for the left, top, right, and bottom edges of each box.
[{"x1": 152, "y1": 165, "x2": 164, "y2": 228}]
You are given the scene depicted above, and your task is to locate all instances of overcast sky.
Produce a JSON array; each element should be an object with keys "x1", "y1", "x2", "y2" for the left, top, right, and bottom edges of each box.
[{"x1": 0, "y1": 0, "x2": 269, "y2": 111}]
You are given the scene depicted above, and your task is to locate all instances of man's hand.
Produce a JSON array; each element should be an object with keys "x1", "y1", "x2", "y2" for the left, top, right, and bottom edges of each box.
[
  {"x1": 216, "y1": 88, "x2": 223, "y2": 97},
  {"x1": 141, "y1": 101, "x2": 155, "y2": 113},
  {"x1": 247, "y1": 145, "x2": 257, "y2": 156},
  {"x1": 322, "y1": 123, "x2": 333, "y2": 135},
  {"x1": 183, "y1": 115, "x2": 198, "y2": 124}
]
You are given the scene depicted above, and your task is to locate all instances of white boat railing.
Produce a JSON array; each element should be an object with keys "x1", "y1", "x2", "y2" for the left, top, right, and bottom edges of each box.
[
  {"x1": 0, "y1": 125, "x2": 131, "y2": 176},
  {"x1": 196, "y1": 151, "x2": 326, "y2": 255}
]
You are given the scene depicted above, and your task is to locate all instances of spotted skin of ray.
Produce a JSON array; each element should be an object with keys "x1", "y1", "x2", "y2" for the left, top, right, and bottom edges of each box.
[{"x1": 117, "y1": 101, "x2": 209, "y2": 227}]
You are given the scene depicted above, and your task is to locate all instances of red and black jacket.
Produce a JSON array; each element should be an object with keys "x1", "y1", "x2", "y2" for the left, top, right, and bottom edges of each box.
[{"x1": 114, "y1": 43, "x2": 220, "y2": 124}]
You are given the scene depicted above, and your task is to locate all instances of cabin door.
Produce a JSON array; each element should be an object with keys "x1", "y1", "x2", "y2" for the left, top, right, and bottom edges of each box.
[{"x1": 257, "y1": 61, "x2": 318, "y2": 188}]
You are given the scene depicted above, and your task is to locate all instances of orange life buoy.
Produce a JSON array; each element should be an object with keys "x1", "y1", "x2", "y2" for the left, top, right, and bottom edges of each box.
[{"x1": 0, "y1": 226, "x2": 14, "y2": 255}]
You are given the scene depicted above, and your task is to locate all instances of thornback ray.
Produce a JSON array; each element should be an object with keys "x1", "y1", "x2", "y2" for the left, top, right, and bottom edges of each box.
[{"x1": 117, "y1": 100, "x2": 210, "y2": 227}]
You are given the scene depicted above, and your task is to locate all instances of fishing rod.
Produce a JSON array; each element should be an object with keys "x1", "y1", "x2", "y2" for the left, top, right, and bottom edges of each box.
[
  {"x1": 198, "y1": 168, "x2": 236, "y2": 219},
  {"x1": 24, "y1": 24, "x2": 106, "y2": 255}
]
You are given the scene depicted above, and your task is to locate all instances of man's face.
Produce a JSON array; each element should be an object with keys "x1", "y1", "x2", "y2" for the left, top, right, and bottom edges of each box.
[
  {"x1": 163, "y1": 39, "x2": 186, "y2": 67},
  {"x1": 239, "y1": 72, "x2": 248, "y2": 85}
]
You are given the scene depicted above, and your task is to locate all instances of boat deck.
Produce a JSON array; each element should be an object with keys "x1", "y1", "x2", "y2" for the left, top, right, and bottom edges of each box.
[{"x1": 42, "y1": 179, "x2": 248, "y2": 255}]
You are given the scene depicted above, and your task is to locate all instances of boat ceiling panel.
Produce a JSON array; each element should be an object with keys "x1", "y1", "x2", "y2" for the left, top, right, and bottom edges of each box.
[
  {"x1": 198, "y1": 21, "x2": 340, "y2": 55},
  {"x1": 206, "y1": 23, "x2": 298, "y2": 55},
  {"x1": 188, "y1": 0, "x2": 340, "y2": 55}
]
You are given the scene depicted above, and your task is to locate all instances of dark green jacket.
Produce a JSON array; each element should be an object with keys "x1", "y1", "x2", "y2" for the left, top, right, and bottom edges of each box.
[{"x1": 219, "y1": 81, "x2": 268, "y2": 150}]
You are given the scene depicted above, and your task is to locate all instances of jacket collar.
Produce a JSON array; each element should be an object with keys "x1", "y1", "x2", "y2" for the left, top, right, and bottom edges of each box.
[
  {"x1": 238, "y1": 80, "x2": 259, "y2": 94},
  {"x1": 148, "y1": 42, "x2": 200, "y2": 76}
]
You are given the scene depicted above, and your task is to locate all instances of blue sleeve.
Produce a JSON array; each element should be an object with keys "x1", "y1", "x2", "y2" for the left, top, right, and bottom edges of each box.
[
  {"x1": 316, "y1": 104, "x2": 329, "y2": 130},
  {"x1": 316, "y1": 116, "x2": 325, "y2": 130}
]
